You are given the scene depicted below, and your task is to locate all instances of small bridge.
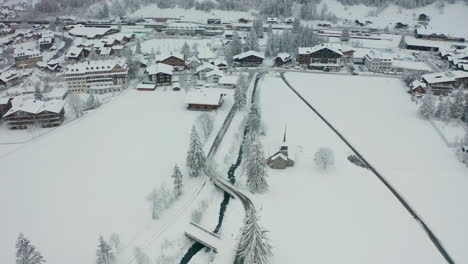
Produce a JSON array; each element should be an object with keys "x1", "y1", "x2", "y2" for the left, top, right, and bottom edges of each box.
[{"x1": 184, "y1": 222, "x2": 221, "y2": 253}]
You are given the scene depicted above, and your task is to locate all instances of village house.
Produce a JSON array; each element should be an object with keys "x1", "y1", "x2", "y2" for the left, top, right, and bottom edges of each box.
[
  {"x1": 2, "y1": 99, "x2": 66, "y2": 129},
  {"x1": 238, "y1": 18, "x2": 250, "y2": 24},
  {"x1": 0, "y1": 70, "x2": 21, "y2": 87},
  {"x1": 418, "y1": 14, "x2": 430, "y2": 23},
  {"x1": 0, "y1": 97, "x2": 12, "y2": 119},
  {"x1": 186, "y1": 57, "x2": 202, "y2": 70},
  {"x1": 210, "y1": 59, "x2": 228, "y2": 71},
  {"x1": 298, "y1": 44, "x2": 343, "y2": 71},
  {"x1": 185, "y1": 89, "x2": 224, "y2": 110},
  {"x1": 14, "y1": 48, "x2": 42, "y2": 68},
  {"x1": 233, "y1": 50, "x2": 264, "y2": 67},
  {"x1": 38, "y1": 35, "x2": 54, "y2": 51},
  {"x1": 409, "y1": 80, "x2": 427, "y2": 94},
  {"x1": 266, "y1": 133, "x2": 294, "y2": 170},
  {"x1": 218, "y1": 76, "x2": 238, "y2": 89},
  {"x1": 46, "y1": 87, "x2": 69, "y2": 100},
  {"x1": 65, "y1": 60, "x2": 128, "y2": 94},
  {"x1": 206, "y1": 69, "x2": 223, "y2": 83},
  {"x1": 275, "y1": 52, "x2": 292, "y2": 66},
  {"x1": 267, "y1": 17, "x2": 279, "y2": 24},
  {"x1": 196, "y1": 63, "x2": 217, "y2": 80},
  {"x1": 146, "y1": 63, "x2": 174, "y2": 86},
  {"x1": 421, "y1": 71, "x2": 468, "y2": 94},
  {"x1": 156, "y1": 53, "x2": 185, "y2": 70},
  {"x1": 66, "y1": 46, "x2": 90, "y2": 63},
  {"x1": 365, "y1": 50, "x2": 393, "y2": 73}
]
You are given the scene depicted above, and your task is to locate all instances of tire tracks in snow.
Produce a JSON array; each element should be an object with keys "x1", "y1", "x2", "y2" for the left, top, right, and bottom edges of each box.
[{"x1": 280, "y1": 73, "x2": 455, "y2": 264}]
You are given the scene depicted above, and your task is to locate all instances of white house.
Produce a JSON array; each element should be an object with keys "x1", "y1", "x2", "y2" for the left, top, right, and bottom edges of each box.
[
  {"x1": 206, "y1": 69, "x2": 224, "y2": 83},
  {"x1": 218, "y1": 76, "x2": 238, "y2": 89},
  {"x1": 365, "y1": 50, "x2": 393, "y2": 73}
]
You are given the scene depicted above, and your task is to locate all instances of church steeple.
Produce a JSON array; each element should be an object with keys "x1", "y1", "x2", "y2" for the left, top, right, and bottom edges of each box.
[{"x1": 280, "y1": 125, "x2": 288, "y2": 156}]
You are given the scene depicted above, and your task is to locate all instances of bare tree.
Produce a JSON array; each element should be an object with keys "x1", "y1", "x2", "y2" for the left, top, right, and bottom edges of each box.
[{"x1": 314, "y1": 147, "x2": 335, "y2": 170}]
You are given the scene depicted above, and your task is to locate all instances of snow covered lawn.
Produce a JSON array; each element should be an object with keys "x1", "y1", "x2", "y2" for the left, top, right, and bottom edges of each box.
[
  {"x1": 285, "y1": 72, "x2": 468, "y2": 263},
  {"x1": 0, "y1": 89, "x2": 233, "y2": 264}
]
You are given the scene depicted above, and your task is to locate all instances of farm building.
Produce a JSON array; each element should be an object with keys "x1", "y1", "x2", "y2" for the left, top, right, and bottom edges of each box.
[
  {"x1": 185, "y1": 90, "x2": 224, "y2": 110},
  {"x1": 266, "y1": 133, "x2": 294, "y2": 170},
  {"x1": 233, "y1": 50, "x2": 264, "y2": 67},
  {"x1": 275, "y1": 52, "x2": 292, "y2": 66}
]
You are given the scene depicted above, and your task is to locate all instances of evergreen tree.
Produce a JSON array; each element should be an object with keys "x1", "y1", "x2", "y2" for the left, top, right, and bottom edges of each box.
[
  {"x1": 440, "y1": 96, "x2": 452, "y2": 122},
  {"x1": 246, "y1": 136, "x2": 269, "y2": 193},
  {"x1": 181, "y1": 42, "x2": 191, "y2": 60},
  {"x1": 434, "y1": 95, "x2": 444, "y2": 118},
  {"x1": 86, "y1": 94, "x2": 101, "y2": 110},
  {"x1": 398, "y1": 35, "x2": 406, "y2": 49},
  {"x1": 135, "y1": 40, "x2": 142, "y2": 55},
  {"x1": 234, "y1": 74, "x2": 248, "y2": 109},
  {"x1": 171, "y1": 164, "x2": 183, "y2": 197},
  {"x1": 247, "y1": 103, "x2": 262, "y2": 134},
  {"x1": 253, "y1": 18, "x2": 264, "y2": 38},
  {"x1": 450, "y1": 89, "x2": 465, "y2": 119},
  {"x1": 419, "y1": 90, "x2": 435, "y2": 119},
  {"x1": 96, "y1": 236, "x2": 115, "y2": 264},
  {"x1": 34, "y1": 87, "x2": 44, "y2": 101},
  {"x1": 16, "y1": 233, "x2": 45, "y2": 264},
  {"x1": 186, "y1": 126, "x2": 206, "y2": 177},
  {"x1": 340, "y1": 28, "x2": 350, "y2": 42},
  {"x1": 292, "y1": 18, "x2": 301, "y2": 34},
  {"x1": 236, "y1": 208, "x2": 272, "y2": 264},
  {"x1": 100, "y1": 2, "x2": 109, "y2": 18},
  {"x1": 245, "y1": 27, "x2": 259, "y2": 52}
]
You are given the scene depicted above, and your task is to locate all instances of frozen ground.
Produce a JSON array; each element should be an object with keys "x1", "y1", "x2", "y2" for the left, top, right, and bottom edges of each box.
[
  {"x1": 0, "y1": 89, "x2": 233, "y2": 264},
  {"x1": 285, "y1": 72, "x2": 468, "y2": 263}
]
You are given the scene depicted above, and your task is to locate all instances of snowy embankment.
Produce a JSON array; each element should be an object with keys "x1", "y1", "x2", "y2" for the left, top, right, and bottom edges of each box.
[
  {"x1": 0, "y1": 89, "x2": 232, "y2": 264},
  {"x1": 251, "y1": 74, "x2": 446, "y2": 264},
  {"x1": 285, "y1": 72, "x2": 468, "y2": 263},
  {"x1": 131, "y1": 5, "x2": 253, "y2": 23}
]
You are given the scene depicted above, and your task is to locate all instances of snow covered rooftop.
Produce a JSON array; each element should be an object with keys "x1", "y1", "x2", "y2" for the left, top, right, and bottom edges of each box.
[
  {"x1": 233, "y1": 50, "x2": 264, "y2": 60},
  {"x1": 276, "y1": 52, "x2": 291, "y2": 62},
  {"x1": 298, "y1": 43, "x2": 344, "y2": 56},
  {"x1": 185, "y1": 89, "x2": 223, "y2": 106},
  {"x1": 0, "y1": 97, "x2": 11, "y2": 105},
  {"x1": 206, "y1": 69, "x2": 223, "y2": 78},
  {"x1": 156, "y1": 52, "x2": 184, "y2": 62},
  {"x1": 3, "y1": 98, "x2": 65, "y2": 117},
  {"x1": 393, "y1": 60, "x2": 431, "y2": 72},
  {"x1": 69, "y1": 25, "x2": 118, "y2": 39},
  {"x1": 66, "y1": 60, "x2": 128, "y2": 75},
  {"x1": 146, "y1": 63, "x2": 174, "y2": 76},
  {"x1": 0, "y1": 70, "x2": 19, "y2": 83},
  {"x1": 13, "y1": 47, "x2": 41, "y2": 58},
  {"x1": 196, "y1": 63, "x2": 217, "y2": 73},
  {"x1": 66, "y1": 46, "x2": 84, "y2": 58},
  {"x1": 365, "y1": 50, "x2": 393, "y2": 61},
  {"x1": 218, "y1": 76, "x2": 238, "y2": 86},
  {"x1": 410, "y1": 80, "x2": 427, "y2": 89},
  {"x1": 46, "y1": 88, "x2": 68, "y2": 100}
]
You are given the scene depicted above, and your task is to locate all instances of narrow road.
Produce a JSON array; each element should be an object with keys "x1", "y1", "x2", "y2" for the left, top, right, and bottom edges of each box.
[
  {"x1": 51, "y1": 34, "x2": 72, "y2": 60},
  {"x1": 280, "y1": 73, "x2": 455, "y2": 264}
]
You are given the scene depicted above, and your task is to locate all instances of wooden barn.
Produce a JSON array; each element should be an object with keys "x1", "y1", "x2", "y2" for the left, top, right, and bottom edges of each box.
[
  {"x1": 298, "y1": 44, "x2": 343, "y2": 71},
  {"x1": 156, "y1": 53, "x2": 185, "y2": 70},
  {"x1": 275, "y1": 52, "x2": 292, "y2": 66}
]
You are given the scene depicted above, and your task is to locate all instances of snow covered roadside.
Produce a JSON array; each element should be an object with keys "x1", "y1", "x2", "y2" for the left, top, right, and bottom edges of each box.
[
  {"x1": 0, "y1": 89, "x2": 233, "y2": 264},
  {"x1": 249, "y1": 74, "x2": 446, "y2": 264},
  {"x1": 285, "y1": 72, "x2": 468, "y2": 263}
]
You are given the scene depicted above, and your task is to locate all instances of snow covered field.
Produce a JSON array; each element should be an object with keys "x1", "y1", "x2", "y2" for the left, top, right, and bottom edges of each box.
[
  {"x1": 284, "y1": 72, "x2": 468, "y2": 263},
  {"x1": 252, "y1": 74, "x2": 446, "y2": 264},
  {"x1": 0, "y1": 89, "x2": 234, "y2": 264},
  {"x1": 140, "y1": 38, "x2": 222, "y2": 56}
]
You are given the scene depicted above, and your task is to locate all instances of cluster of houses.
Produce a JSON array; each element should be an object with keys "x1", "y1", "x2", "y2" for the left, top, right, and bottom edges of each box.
[
  {"x1": 0, "y1": 2, "x2": 25, "y2": 19},
  {"x1": 66, "y1": 33, "x2": 135, "y2": 63},
  {"x1": 439, "y1": 49, "x2": 468, "y2": 72}
]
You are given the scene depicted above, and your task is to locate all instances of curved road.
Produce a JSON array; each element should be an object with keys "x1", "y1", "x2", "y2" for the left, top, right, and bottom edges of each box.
[{"x1": 280, "y1": 73, "x2": 455, "y2": 264}]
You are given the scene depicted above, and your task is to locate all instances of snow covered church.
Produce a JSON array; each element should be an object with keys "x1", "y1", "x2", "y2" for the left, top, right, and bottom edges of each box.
[{"x1": 266, "y1": 131, "x2": 294, "y2": 170}]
